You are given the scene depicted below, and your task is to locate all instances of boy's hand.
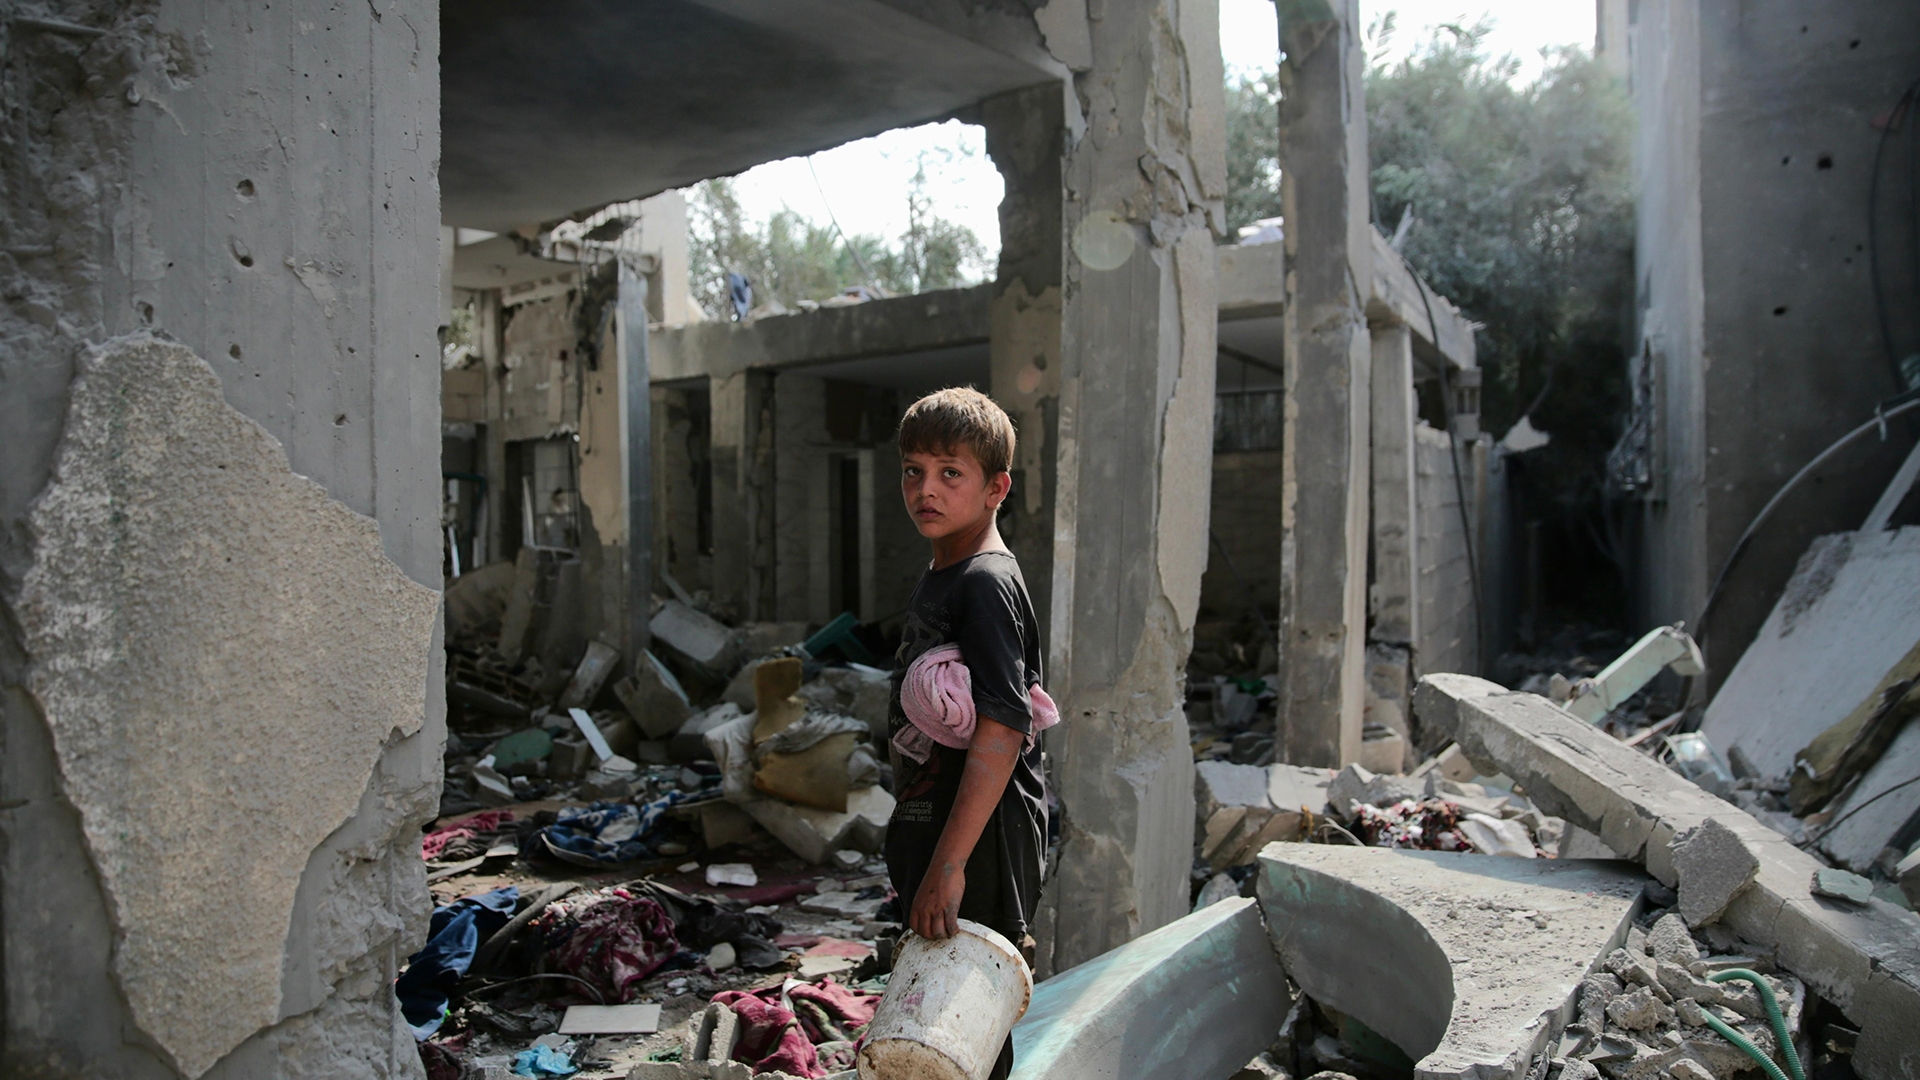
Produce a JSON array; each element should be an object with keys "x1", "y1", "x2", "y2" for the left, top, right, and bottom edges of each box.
[
  {"x1": 911, "y1": 860, "x2": 965, "y2": 940},
  {"x1": 911, "y1": 717, "x2": 1021, "y2": 941}
]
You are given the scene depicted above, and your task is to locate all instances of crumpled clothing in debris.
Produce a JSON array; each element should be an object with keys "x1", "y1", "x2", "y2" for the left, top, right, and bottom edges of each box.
[
  {"x1": 710, "y1": 978, "x2": 882, "y2": 1079},
  {"x1": 753, "y1": 710, "x2": 871, "y2": 760},
  {"x1": 1352, "y1": 799, "x2": 1471, "y2": 852},
  {"x1": 423, "y1": 809, "x2": 516, "y2": 861},
  {"x1": 418, "y1": 1035, "x2": 468, "y2": 1080},
  {"x1": 534, "y1": 888, "x2": 680, "y2": 1003},
  {"x1": 640, "y1": 882, "x2": 787, "y2": 970},
  {"x1": 398, "y1": 887, "x2": 520, "y2": 1038},
  {"x1": 538, "y1": 794, "x2": 687, "y2": 866},
  {"x1": 512, "y1": 1045, "x2": 579, "y2": 1077}
]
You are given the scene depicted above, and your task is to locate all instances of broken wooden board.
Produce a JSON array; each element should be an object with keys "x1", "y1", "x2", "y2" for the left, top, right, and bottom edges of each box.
[{"x1": 558, "y1": 1003, "x2": 661, "y2": 1035}]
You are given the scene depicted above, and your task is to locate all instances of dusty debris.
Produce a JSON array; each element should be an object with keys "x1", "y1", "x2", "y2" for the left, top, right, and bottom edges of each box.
[{"x1": 427, "y1": 593, "x2": 908, "y2": 1078}]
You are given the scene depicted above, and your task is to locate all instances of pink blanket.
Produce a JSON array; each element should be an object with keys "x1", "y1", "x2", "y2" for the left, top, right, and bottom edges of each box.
[{"x1": 891, "y1": 644, "x2": 1060, "y2": 763}]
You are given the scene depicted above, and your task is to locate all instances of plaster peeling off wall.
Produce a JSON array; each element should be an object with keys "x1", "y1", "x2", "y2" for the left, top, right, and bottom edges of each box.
[{"x1": 17, "y1": 334, "x2": 439, "y2": 1078}]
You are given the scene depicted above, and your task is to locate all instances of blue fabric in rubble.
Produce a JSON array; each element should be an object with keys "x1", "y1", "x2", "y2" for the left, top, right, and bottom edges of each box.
[
  {"x1": 512, "y1": 1045, "x2": 579, "y2": 1077},
  {"x1": 396, "y1": 886, "x2": 518, "y2": 1039},
  {"x1": 538, "y1": 793, "x2": 688, "y2": 864}
]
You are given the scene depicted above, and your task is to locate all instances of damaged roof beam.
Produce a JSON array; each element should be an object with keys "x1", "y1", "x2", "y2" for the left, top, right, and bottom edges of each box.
[{"x1": 1365, "y1": 230, "x2": 1476, "y2": 371}]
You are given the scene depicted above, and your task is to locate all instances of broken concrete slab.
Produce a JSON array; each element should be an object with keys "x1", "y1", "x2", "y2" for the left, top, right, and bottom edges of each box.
[
  {"x1": 1670, "y1": 818, "x2": 1759, "y2": 926},
  {"x1": 1010, "y1": 897, "x2": 1290, "y2": 1080},
  {"x1": 1701, "y1": 528, "x2": 1920, "y2": 780},
  {"x1": 1818, "y1": 718, "x2": 1920, "y2": 872},
  {"x1": 559, "y1": 640, "x2": 622, "y2": 710},
  {"x1": 651, "y1": 599, "x2": 740, "y2": 682},
  {"x1": 1194, "y1": 762, "x2": 1332, "y2": 871},
  {"x1": 1899, "y1": 848, "x2": 1920, "y2": 908},
  {"x1": 614, "y1": 650, "x2": 693, "y2": 739},
  {"x1": 1414, "y1": 677, "x2": 1920, "y2": 1080},
  {"x1": 17, "y1": 335, "x2": 439, "y2": 1078},
  {"x1": 741, "y1": 786, "x2": 893, "y2": 866},
  {"x1": 672, "y1": 703, "x2": 744, "y2": 763},
  {"x1": 1268, "y1": 764, "x2": 1336, "y2": 815},
  {"x1": 1326, "y1": 763, "x2": 1424, "y2": 816},
  {"x1": 1811, "y1": 867, "x2": 1876, "y2": 905},
  {"x1": 1256, "y1": 844, "x2": 1645, "y2": 1080}
]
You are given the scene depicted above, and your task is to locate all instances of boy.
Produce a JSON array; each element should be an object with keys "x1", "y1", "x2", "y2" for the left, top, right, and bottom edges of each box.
[{"x1": 884, "y1": 387, "x2": 1047, "y2": 1080}]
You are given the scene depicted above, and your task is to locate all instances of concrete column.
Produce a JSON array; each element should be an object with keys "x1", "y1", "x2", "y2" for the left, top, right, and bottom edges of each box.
[
  {"x1": 1276, "y1": 0, "x2": 1372, "y2": 769},
  {"x1": 710, "y1": 369, "x2": 775, "y2": 622},
  {"x1": 1, "y1": 2, "x2": 443, "y2": 1074},
  {"x1": 1369, "y1": 323, "x2": 1419, "y2": 648},
  {"x1": 620, "y1": 262, "x2": 654, "y2": 657},
  {"x1": 984, "y1": 84, "x2": 1065, "y2": 637},
  {"x1": 1032, "y1": 0, "x2": 1226, "y2": 976}
]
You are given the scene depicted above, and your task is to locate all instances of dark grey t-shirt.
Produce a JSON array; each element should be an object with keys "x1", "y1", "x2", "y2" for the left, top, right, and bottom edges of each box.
[{"x1": 883, "y1": 550, "x2": 1047, "y2": 942}]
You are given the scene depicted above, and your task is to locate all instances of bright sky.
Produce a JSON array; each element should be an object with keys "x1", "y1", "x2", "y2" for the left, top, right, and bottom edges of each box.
[{"x1": 712, "y1": 1, "x2": 1594, "y2": 277}]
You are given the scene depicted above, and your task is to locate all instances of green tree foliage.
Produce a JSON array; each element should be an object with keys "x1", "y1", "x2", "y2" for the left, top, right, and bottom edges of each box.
[
  {"x1": 1226, "y1": 24, "x2": 1633, "y2": 495},
  {"x1": 1368, "y1": 23, "x2": 1635, "y2": 480},
  {"x1": 687, "y1": 156, "x2": 987, "y2": 317},
  {"x1": 1225, "y1": 68, "x2": 1284, "y2": 233}
]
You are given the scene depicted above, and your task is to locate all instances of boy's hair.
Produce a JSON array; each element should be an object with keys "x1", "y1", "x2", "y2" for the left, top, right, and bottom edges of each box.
[{"x1": 897, "y1": 387, "x2": 1016, "y2": 476}]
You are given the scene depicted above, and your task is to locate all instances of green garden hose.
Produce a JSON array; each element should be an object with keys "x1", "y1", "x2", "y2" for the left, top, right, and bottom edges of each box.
[{"x1": 1703, "y1": 969, "x2": 1805, "y2": 1080}]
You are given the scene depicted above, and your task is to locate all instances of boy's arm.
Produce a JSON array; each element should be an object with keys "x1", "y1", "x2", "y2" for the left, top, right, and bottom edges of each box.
[{"x1": 909, "y1": 717, "x2": 1023, "y2": 940}]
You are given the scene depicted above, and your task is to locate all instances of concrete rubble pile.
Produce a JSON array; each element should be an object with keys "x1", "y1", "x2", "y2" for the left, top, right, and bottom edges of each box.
[
  {"x1": 422, "y1": 566, "x2": 908, "y2": 1078},
  {"x1": 1173, "y1": 596, "x2": 1920, "y2": 1080}
]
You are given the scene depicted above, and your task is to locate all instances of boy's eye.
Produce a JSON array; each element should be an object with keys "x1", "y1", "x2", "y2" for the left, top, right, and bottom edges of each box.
[{"x1": 943, "y1": 468, "x2": 960, "y2": 479}]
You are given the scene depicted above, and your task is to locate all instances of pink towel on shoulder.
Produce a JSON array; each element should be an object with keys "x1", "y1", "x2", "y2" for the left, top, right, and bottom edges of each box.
[{"x1": 891, "y1": 643, "x2": 1060, "y2": 764}]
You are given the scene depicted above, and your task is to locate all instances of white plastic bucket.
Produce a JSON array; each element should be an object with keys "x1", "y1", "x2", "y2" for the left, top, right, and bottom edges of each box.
[{"x1": 857, "y1": 920, "x2": 1033, "y2": 1080}]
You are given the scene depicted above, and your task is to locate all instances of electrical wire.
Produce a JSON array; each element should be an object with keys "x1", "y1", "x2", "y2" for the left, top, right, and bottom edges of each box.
[
  {"x1": 1812, "y1": 773, "x2": 1920, "y2": 843},
  {"x1": 463, "y1": 972, "x2": 608, "y2": 1005},
  {"x1": 1867, "y1": 76, "x2": 1920, "y2": 391},
  {"x1": 1413, "y1": 271, "x2": 1485, "y2": 662},
  {"x1": 1693, "y1": 392, "x2": 1920, "y2": 641},
  {"x1": 806, "y1": 158, "x2": 877, "y2": 292}
]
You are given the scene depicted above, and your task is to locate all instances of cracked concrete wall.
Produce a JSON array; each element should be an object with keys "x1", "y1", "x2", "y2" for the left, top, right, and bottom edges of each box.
[
  {"x1": 1275, "y1": 0, "x2": 1371, "y2": 769},
  {"x1": 0, "y1": 3, "x2": 442, "y2": 1077},
  {"x1": 1630, "y1": 0, "x2": 1920, "y2": 684},
  {"x1": 1030, "y1": 0, "x2": 1225, "y2": 977}
]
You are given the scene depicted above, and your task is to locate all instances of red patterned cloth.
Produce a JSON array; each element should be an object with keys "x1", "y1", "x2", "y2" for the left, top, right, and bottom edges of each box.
[
  {"x1": 534, "y1": 888, "x2": 680, "y2": 1003},
  {"x1": 710, "y1": 978, "x2": 883, "y2": 1079},
  {"x1": 421, "y1": 810, "x2": 515, "y2": 860}
]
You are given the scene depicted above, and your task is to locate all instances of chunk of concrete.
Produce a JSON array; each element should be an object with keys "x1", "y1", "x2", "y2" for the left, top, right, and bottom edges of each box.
[
  {"x1": 1409, "y1": 673, "x2": 1506, "y2": 754},
  {"x1": 1326, "y1": 763, "x2": 1423, "y2": 816},
  {"x1": 17, "y1": 336, "x2": 440, "y2": 1077},
  {"x1": 1256, "y1": 844, "x2": 1645, "y2": 1080},
  {"x1": 650, "y1": 599, "x2": 741, "y2": 681},
  {"x1": 1268, "y1": 763, "x2": 1336, "y2": 815},
  {"x1": 1196, "y1": 762, "x2": 1272, "y2": 858},
  {"x1": 1811, "y1": 867, "x2": 1875, "y2": 905},
  {"x1": 1701, "y1": 529, "x2": 1920, "y2": 781},
  {"x1": 672, "y1": 703, "x2": 744, "y2": 763},
  {"x1": 1357, "y1": 728, "x2": 1408, "y2": 775},
  {"x1": 1010, "y1": 897, "x2": 1290, "y2": 1080},
  {"x1": 1898, "y1": 847, "x2": 1920, "y2": 908},
  {"x1": 1195, "y1": 762, "x2": 1325, "y2": 871},
  {"x1": 1647, "y1": 914, "x2": 1701, "y2": 965},
  {"x1": 1670, "y1": 818, "x2": 1760, "y2": 927},
  {"x1": 614, "y1": 650, "x2": 694, "y2": 739},
  {"x1": 1412, "y1": 676, "x2": 1920, "y2": 1080},
  {"x1": 696, "y1": 801, "x2": 760, "y2": 850},
  {"x1": 1458, "y1": 813, "x2": 1536, "y2": 858},
  {"x1": 742, "y1": 786, "x2": 893, "y2": 865},
  {"x1": 1606, "y1": 986, "x2": 1674, "y2": 1031},
  {"x1": 559, "y1": 640, "x2": 622, "y2": 710}
]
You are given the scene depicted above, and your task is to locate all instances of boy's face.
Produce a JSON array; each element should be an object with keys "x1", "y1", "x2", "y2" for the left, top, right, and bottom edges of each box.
[{"x1": 900, "y1": 446, "x2": 1010, "y2": 540}]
